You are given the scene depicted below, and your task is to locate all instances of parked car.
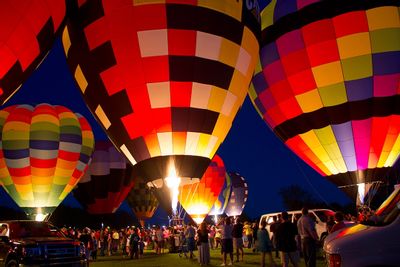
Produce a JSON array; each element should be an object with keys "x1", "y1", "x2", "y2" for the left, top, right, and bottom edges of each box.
[
  {"x1": 0, "y1": 220, "x2": 87, "y2": 267},
  {"x1": 324, "y1": 187, "x2": 400, "y2": 267},
  {"x1": 259, "y1": 209, "x2": 335, "y2": 241}
]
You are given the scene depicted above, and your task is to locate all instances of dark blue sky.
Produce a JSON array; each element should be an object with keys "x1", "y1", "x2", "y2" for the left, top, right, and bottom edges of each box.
[{"x1": 0, "y1": 37, "x2": 351, "y2": 220}]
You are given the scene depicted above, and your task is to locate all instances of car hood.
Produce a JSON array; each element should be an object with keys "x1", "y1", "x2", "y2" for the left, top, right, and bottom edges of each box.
[{"x1": 12, "y1": 236, "x2": 76, "y2": 245}]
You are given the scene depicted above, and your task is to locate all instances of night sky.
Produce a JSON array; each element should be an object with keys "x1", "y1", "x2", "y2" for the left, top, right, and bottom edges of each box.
[{"x1": 0, "y1": 36, "x2": 351, "y2": 221}]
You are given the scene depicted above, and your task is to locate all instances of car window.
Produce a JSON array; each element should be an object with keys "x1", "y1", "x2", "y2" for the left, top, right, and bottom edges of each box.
[
  {"x1": 314, "y1": 210, "x2": 334, "y2": 223},
  {"x1": 9, "y1": 222, "x2": 64, "y2": 238}
]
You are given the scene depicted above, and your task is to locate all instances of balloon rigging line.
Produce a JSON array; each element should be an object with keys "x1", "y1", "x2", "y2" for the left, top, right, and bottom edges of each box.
[{"x1": 290, "y1": 153, "x2": 331, "y2": 207}]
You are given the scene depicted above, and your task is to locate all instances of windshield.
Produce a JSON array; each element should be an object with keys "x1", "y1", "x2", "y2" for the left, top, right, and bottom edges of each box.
[
  {"x1": 362, "y1": 188, "x2": 400, "y2": 227},
  {"x1": 314, "y1": 210, "x2": 335, "y2": 223},
  {"x1": 9, "y1": 221, "x2": 65, "y2": 239}
]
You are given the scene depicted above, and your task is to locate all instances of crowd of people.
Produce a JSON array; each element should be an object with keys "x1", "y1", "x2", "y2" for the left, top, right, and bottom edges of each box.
[{"x1": 55, "y1": 207, "x2": 372, "y2": 267}]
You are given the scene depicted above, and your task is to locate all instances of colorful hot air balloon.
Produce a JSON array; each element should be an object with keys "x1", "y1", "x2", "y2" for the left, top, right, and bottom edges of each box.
[
  {"x1": 62, "y1": 0, "x2": 260, "y2": 209},
  {"x1": 0, "y1": 1, "x2": 66, "y2": 105},
  {"x1": 209, "y1": 172, "x2": 232, "y2": 216},
  {"x1": 225, "y1": 172, "x2": 248, "y2": 217},
  {"x1": 73, "y1": 140, "x2": 135, "y2": 214},
  {"x1": 0, "y1": 104, "x2": 94, "y2": 219},
  {"x1": 126, "y1": 177, "x2": 159, "y2": 227},
  {"x1": 250, "y1": 0, "x2": 400, "y2": 202},
  {"x1": 178, "y1": 155, "x2": 226, "y2": 224}
]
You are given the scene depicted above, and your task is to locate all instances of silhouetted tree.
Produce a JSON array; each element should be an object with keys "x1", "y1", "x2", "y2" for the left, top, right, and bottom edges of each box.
[{"x1": 279, "y1": 185, "x2": 324, "y2": 210}]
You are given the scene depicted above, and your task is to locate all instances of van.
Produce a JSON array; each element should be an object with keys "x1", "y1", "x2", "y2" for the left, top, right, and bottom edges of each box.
[
  {"x1": 259, "y1": 209, "x2": 335, "y2": 241},
  {"x1": 324, "y1": 187, "x2": 400, "y2": 267}
]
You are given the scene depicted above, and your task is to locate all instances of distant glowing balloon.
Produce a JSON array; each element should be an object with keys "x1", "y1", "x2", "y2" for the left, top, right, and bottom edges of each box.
[
  {"x1": 62, "y1": 0, "x2": 260, "y2": 208},
  {"x1": 225, "y1": 172, "x2": 248, "y2": 217},
  {"x1": 0, "y1": 104, "x2": 94, "y2": 218},
  {"x1": 126, "y1": 177, "x2": 159, "y2": 227},
  {"x1": 0, "y1": 0, "x2": 66, "y2": 104},
  {"x1": 250, "y1": 0, "x2": 400, "y2": 200},
  {"x1": 74, "y1": 141, "x2": 135, "y2": 214},
  {"x1": 178, "y1": 155, "x2": 226, "y2": 224}
]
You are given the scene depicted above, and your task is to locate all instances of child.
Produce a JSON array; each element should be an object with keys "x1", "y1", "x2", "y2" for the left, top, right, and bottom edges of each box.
[{"x1": 178, "y1": 230, "x2": 188, "y2": 258}]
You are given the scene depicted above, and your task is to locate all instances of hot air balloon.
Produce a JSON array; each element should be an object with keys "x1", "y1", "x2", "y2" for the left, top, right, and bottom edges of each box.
[
  {"x1": 0, "y1": 104, "x2": 94, "y2": 220},
  {"x1": 209, "y1": 172, "x2": 232, "y2": 216},
  {"x1": 73, "y1": 140, "x2": 135, "y2": 214},
  {"x1": 178, "y1": 155, "x2": 226, "y2": 224},
  {"x1": 0, "y1": 0, "x2": 66, "y2": 105},
  {"x1": 62, "y1": 0, "x2": 260, "y2": 212},
  {"x1": 126, "y1": 177, "x2": 159, "y2": 227},
  {"x1": 250, "y1": 0, "x2": 400, "y2": 204},
  {"x1": 225, "y1": 172, "x2": 248, "y2": 217}
]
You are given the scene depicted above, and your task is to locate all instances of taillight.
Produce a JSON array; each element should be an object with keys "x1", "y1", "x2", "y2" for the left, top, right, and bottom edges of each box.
[{"x1": 328, "y1": 254, "x2": 341, "y2": 267}]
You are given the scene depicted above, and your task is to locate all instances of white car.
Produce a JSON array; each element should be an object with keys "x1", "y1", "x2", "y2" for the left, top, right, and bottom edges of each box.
[
  {"x1": 259, "y1": 208, "x2": 335, "y2": 241},
  {"x1": 324, "y1": 187, "x2": 400, "y2": 267}
]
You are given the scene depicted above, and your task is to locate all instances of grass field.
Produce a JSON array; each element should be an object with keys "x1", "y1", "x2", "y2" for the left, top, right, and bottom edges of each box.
[{"x1": 90, "y1": 248, "x2": 327, "y2": 267}]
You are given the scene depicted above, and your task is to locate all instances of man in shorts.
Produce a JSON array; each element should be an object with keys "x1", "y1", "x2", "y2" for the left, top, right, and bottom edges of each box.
[
  {"x1": 232, "y1": 218, "x2": 244, "y2": 262},
  {"x1": 218, "y1": 217, "x2": 234, "y2": 266}
]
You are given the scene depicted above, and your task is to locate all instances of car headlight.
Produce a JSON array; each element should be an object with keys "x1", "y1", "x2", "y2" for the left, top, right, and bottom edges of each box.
[{"x1": 22, "y1": 246, "x2": 41, "y2": 257}]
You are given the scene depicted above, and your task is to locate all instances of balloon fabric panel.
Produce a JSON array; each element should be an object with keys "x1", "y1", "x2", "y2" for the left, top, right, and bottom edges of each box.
[
  {"x1": 224, "y1": 172, "x2": 248, "y2": 217},
  {"x1": 0, "y1": 104, "x2": 94, "y2": 210},
  {"x1": 209, "y1": 172, "x2": 232, "y2": 216},
  {"x1": 0, "y1": 0, "x2": 66, "y2": 105},
  {"x1": 178, "y1": 154, "x2": 226, "y2": 224},
  {"x1": 63, "y1": 0, "x2": 260, "y2": 182},
  {"x1": 250, "y1": 1, "x2": 400, "y2": 187},
  {"x1": 73, "y1": 141, "x2": 135, "y2": 214}
]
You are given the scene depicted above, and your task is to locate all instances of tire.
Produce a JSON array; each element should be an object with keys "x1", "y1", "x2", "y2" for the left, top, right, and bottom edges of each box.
[{"x1": 6, "y1": 259, "x2": 18, "y2": 267}]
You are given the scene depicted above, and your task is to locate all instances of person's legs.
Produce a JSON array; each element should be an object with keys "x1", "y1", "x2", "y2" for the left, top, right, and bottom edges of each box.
[
  {"x1": 281, "y1": 251, "x2": 289, "y2": 267},
  {"x1": 289, "y1": 251, "x2": 300, "y2": 267},
  {"x1": 260, "y1": 252, "x2": 266, "y2": 267}
]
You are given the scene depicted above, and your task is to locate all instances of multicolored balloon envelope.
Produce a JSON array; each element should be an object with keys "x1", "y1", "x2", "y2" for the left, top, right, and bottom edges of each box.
[
  {"x1": 62, "y1": 0, "x2": 260, "y2": 195},
  {"x1": 250, "y1": 0, "x2": 400, "y2": 197},
  {"x1": 209, "y1": 172, "x2": 232, "y2": 216},
  {"x1": 0, "y1": 104, "x2": 94, "y2": 219},
  {"x1": 0, "y1": 0, "x2": 66, "y2": 105},
  {"x1": 178, "y1": 155, "x2": 226, "y2": 224},
  {"x1": 225, "y1": 172, "x2": 248, "y2": 217},
  {"x1": 74, "y1": 141, "x2": 135, "y2": 214},
  {"x1": 126, "y1": 177, "x2": 159, "y2": 227}
]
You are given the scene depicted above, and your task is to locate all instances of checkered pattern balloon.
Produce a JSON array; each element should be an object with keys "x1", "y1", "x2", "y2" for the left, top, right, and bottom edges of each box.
[{"x1": 250, "y1": 0, "x2": 400, "y2": 188}]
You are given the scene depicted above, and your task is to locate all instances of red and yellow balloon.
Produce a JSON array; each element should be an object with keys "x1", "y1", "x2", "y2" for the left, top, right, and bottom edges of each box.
[{"x1": 62, "y1": 0, "x2": 260, "y2": 202}]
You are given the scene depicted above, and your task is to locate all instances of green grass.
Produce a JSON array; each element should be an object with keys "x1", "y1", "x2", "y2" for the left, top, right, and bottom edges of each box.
[{"x1": 90, "y1": 248, "x2": 327, "y2": 267}]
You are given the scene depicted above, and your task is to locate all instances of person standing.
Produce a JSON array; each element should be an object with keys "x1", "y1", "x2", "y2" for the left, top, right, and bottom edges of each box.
[
  {"x1": 185, "y1": 224, "x2": 196, "y2": 259},
  {"x1": 270, "y1": 215, "x2": 281, "y2": 258},
  {"x1": 197, "y1": 222, "x2": 210, "y2": 266},
  {"x1": 329, "y1": 212, "x2": 346, "y2": 233},
  {"x1": 297, "y1": 208, "x2": 318, "y2": 267},
  {"x1": 218, "y1": 217, "x2": 234, "y2": 266},
  {"x1": 209, "y1": 226, "x2": 216, "y2": 249},
  {"x1": 257, "y1": 220, "x2": 276, "y2": 267},
  {"x1": 244, "y1": 222, "x2": 253, "y2": 248},
  {"x1": 275, "y1": 211, "x2": 300, "y2": 267},
  {"x1": 232, "y1": 218, "x2": 244, "y2": 262}
]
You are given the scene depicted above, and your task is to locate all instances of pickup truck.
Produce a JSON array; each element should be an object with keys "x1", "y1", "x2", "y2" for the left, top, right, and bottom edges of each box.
[{"x1": 0, "y1": 220, "x2": 87, "y2": 267}]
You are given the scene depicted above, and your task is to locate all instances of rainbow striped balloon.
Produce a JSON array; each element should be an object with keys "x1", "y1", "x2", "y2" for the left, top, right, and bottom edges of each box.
[{"x1": 0, "y1": 104, "x2": 94, "y2": 215}]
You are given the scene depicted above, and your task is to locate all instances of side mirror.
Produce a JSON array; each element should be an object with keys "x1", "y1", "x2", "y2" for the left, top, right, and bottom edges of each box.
[{"x1": 0, "y1": 236, "x2": 10, "y2": 243}]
